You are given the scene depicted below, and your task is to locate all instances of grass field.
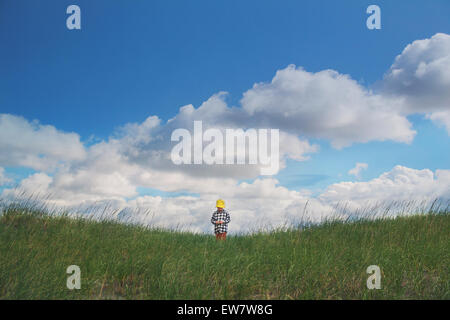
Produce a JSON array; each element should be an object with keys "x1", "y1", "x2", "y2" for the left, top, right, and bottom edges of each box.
[{"x1": 0, "y1": 208, "x2": 448, "y2": 299}]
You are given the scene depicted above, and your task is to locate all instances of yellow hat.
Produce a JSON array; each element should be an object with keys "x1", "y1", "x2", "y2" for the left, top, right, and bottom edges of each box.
[{"x1": 216, "y1": 199, "x2": 225, "y2": 208}]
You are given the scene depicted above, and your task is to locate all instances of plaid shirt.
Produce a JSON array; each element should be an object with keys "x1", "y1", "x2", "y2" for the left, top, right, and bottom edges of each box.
[{"x1": 211, "y1": 209, "x2": 231, "y2": 234}]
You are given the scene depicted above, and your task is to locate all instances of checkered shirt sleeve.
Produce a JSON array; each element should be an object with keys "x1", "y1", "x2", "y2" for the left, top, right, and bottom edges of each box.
[{"x1": 211, "y1": 209, "x2": 231, "y2": 234}]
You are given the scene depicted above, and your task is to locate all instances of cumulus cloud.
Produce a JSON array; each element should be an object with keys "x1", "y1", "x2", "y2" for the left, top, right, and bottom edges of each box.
[
  {"x1": 115, "y1": 93, "x2": 319, "y2": 179},
  {"x1": 383, "y1": 33, "x2": 450, "y2": 111},
  {"x1": 320, "y1": 166, "x2": 450, "y2": 209},
  {"x1": 348, "y1": 163, "x2": 368, "y2": 179},
  {"x1": 382, "y1": 33, "x2": 450, "y2": 133},
  {"x1": 3, "y1": 173, "x2": 330, "y2": 233},
  {"x1": 426, "y1": 111, "x2": 450, "y2": 134},
  {"x1": 1, "y1": 34, "x2": 450, "y2": 233},
  {"x1": 0, "y1": 114, "x2": 86, "y2": 171},
  {"x1": 4, "y1": 33, "x2": 450, "y2": 198},
  {"x1": 10, "y1": 172, "x2": 53, "y2": 195},
  {"x1": 122, "y1": 166, "x2": 449, "y2": 232},
  {"x1": 237, "y1": 33, "x2": 450, "y2": 142},
  {"x1": 0, "y1": 167, "x2": 12, "y2": 186},
  {"x1": 241, "y1": 65, "x2": 415, "y2": 148},
  {"x1": 126, "y1": 178, "x2": 334, "y2": 233},
  {"x1": 4, "y1": 165, "x2": 448, "y2": 233}
]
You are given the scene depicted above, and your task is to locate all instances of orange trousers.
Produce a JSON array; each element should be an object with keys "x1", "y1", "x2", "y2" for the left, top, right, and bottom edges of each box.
[{"x1": 215, "y1": 232, "x2": 227, "y2": 240}]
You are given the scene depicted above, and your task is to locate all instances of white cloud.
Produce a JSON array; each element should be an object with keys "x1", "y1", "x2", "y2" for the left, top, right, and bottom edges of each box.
[
  {"x1": 383, "y1": 33, "x2": 450, "y2": 112},
  {"x1": 1, "y1": 171, "x2": 321, "y2": 233},
  {"x1": 4, "y1": 34, "x2": 450, "y2": 197},
  {"x1": 320, "y1": 166, "x2": 450, "y2": 210},
  {"x1": 426, "y1": 111, "x2": 450, "y2": 134},
  {"x1": 120, "y1": 93, "x2": 319, "y2": 178},
  {"x1": 0, "y1": 114, "x2": 86, "y2": 171},
  {"x1": 382, "y1": 33, "x2": 450, "y2": 133},
  {"x1": 348, "y1": 162, "x2": 368, "y2": 179},
  {"x1": 0, "y1": 167, "x2": 12, "y2": 186},
  {"x1": 4, "y1": 165, "x2": 448, "y2": 233},
  {"x1": 1, "y1": 34, "x2": 450, "y2": 233},
  {"x1": 241, "y1": 65, "x2": 415, "y2": 148},
  {"x1": 12, "y1": 172, "x2": 53, "y2": 194}
]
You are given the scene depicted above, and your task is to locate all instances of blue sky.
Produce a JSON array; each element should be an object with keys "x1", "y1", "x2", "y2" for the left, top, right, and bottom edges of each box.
[{"x1": 1, "y1": 0, "x2": 449, "y2": 200}]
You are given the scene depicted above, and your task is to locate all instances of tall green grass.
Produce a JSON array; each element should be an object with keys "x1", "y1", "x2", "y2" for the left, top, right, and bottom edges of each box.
[{"x1": 0, "y1": 207, "x2": 448, "y2": 299}]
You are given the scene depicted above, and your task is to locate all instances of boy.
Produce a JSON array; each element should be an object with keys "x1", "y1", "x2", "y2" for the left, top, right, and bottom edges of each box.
[{"x1": 211, "y1": 199, "x2": 231, "y2": 240}]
